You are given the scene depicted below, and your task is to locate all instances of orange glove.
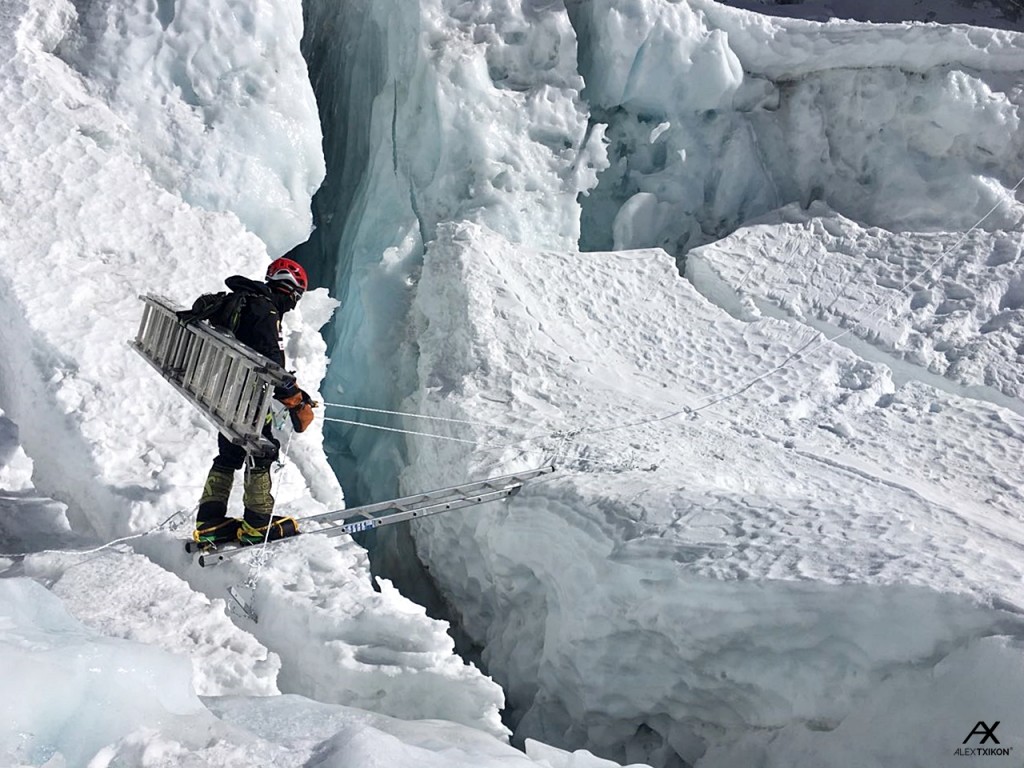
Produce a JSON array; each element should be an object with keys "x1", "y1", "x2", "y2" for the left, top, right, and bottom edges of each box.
[{"x1": 279, "y1": 390, "x2": 315, "y2": 433}]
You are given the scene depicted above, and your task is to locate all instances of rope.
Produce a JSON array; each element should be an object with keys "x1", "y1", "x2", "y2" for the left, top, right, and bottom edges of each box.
[
  {"x1": 322, "y1": 401, "x2": 516, "y2": 432},
  {"x1": 322, "y1": 415, "x2": 523, "y2": 450},
  {"x1": 1, "y1": 507, "x2": 192, "y2": 560},
  {"x1": 214, "y1": 172, "x2": 1020, "y2": 591}
]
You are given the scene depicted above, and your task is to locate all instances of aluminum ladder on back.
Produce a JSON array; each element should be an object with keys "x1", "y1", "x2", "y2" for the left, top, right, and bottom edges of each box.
[{"x1": 130, "y1": 294, "x2": 293, "y2": 454}]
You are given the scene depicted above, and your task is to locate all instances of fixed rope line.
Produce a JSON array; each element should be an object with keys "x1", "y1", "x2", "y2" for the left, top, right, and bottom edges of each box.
[
  {"x1": 803, "y1": 174, "x2": 1024, "y2": 354},
  {"x1": 322, "y1": 401, "x2": 516, "y2": 432},
  {"x1": 1, "y1": 507, "x2": 192, "y2": 560},
  {"x1": 518, "y1": 173, "x2": 1024, "y2": 429},
  {"x1": 688, "y1": 331, "x2": 821, "y2": 415},
  {"x1": 323, "y1": 415, "x2": 529, "y2": 451},
  {"x1": 322, "y1": 413, "x2": 604, "y2": 468}
]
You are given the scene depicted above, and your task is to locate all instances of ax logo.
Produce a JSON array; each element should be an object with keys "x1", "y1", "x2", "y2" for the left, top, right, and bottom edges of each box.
[
  {"x1": 963, "y1": 722, "x2": 1001, "y2": 746},
  {"x1": 953, "y1": 720, "x2": 1013, "y2": 759}
]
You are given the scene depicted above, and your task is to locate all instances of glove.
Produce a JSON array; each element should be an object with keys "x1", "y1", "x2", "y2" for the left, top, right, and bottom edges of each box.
[{"x1": 278, "y1": 389, "x2": 316, "y2": 433}]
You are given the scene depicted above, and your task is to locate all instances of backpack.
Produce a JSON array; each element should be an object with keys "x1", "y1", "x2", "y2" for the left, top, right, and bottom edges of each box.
[{"x1": 176, "y1": 291, "x2": 248, "y2": 335}]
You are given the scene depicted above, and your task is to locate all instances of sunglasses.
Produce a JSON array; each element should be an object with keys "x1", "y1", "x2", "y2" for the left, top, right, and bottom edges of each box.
[{"x1": 268, "y1": 271, "x2": 305, "y2": 296}]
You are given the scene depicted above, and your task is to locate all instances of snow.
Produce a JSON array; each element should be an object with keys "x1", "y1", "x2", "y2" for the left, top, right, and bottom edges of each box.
[
  {"x1": 401, "y1": 222, "x2": 1024, "y2": 763},
  {"x1": 1, "y1": 578, "x2": 206, "y2": 766},
  {"x1": 3, "y1": 577, "x2": 622, "y2": 767},
  {"x1": 1, "y1": 0, "x2": 1023, "y2": 766},
  {"x1": 686, "y1": 203, "x2": 1024, "y2": 405},
  {"x1": 575, "y1": 0, "x2": 1024, "y2": 254}
]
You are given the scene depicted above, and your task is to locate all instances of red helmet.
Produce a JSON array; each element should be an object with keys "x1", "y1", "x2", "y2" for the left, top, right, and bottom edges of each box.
[{"x1": 266, "y1": 257, "x2": 308, "y2": 294}]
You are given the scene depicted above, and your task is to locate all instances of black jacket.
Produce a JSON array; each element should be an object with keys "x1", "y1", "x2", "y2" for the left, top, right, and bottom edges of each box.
[{"x1": 223, "y1": 275, "x2": 298, "y2": 398}]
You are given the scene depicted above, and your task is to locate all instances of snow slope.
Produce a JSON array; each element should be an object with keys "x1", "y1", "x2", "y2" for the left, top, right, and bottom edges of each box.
[
  {"x1": 402, "y1": 221, "x2": 1024, "y2": 766},
  {"x1": 1, "y1": 0, "x2": 1023, "y2": 766}
]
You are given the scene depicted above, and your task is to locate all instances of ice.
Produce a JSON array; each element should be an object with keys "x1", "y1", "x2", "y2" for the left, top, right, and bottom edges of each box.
[
  {"x1": 301, "y1": 0, "x2": 605, "y2": 501},
  {"x1": 575, "y1": 0, "x2": 1024, "y2": 254},
  {"x1": 699, "y1": 635, "x2": 1024, "y2": 768},
  {"x1": 0, "y1": 0, "x2": 539, "y2": 764},
  {"x1": 28, "y1": 550, "x2": 282, "y2": 696},
  {"x1": 1, "y1": 578, "x2": 600, "y2": 767},
  {"x1": 48, "y1": 0, "x2": 324, "y2": 253},
  {"x1": 0, "y1": 578, "x2": 205, "y2": 766},
  {"x1": 0, "y1": 411, "x2": 77, "y2": 558},
  {"x1": 399, "y1": 221, "x2": 1024, "y2": 764},
  {"x1": 2, "y1": 0, "x2": 1024, "y2": 766}
]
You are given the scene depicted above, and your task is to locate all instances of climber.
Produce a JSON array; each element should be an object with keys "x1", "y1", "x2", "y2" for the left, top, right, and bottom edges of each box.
[{"x1": 185, "y1": 256, "x2": 316, "y2": 547}]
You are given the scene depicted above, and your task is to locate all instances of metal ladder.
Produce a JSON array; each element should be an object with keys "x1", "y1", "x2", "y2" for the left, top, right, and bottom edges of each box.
[
  {"x1": 130, "y1": 294, "x2": 293, "y2": 454},
  {"x1": 198, "y1": 465, "x2": 556, "y2": 566}
]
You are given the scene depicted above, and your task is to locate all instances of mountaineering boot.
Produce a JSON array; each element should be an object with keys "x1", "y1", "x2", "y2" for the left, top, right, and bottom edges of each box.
[
  {"x1": 237, "y1": 516, "x2": 300, "y2": 545},
  {"x1": 193, "y1": 518, "x2": 243, "y2": 548},
  {"x1": 194, "y1": 466, "x2": 240, "y2": 546},
  {"x1": 239, "y1": 465, "x2": 299, "y2": 545}
]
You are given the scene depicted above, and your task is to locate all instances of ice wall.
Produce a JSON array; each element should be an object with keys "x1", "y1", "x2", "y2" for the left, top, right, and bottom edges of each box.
[
  {"x1": 1, "y1": 578, "x2": 206, "y2": 766},
  {"x1": 571, "y1": 0, "x2": 1024, "y2": 255},
  {"x1": 399, "y1": 222, "x2": 1024, "y2": 766},
  {"x1": 52, "y1": 0, "x2": 324, "y2": 253},
  {"x1": 300, "y1": 0, "x2": 606, "y2": 503},
  {"x1": 0, "y1": 0, "x2": 331, "y2": 538}
]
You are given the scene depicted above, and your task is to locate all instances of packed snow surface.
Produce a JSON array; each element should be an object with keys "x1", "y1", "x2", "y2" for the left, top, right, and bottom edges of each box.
[
  {"x1": 1, "y1": 0, "x2": 1023, "y2": 766},
  {"x1": 403, "y1": 222, "x2": 1024, "y2": 766}
]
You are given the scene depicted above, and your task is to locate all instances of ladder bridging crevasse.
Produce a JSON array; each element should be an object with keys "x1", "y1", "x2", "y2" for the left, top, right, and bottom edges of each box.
[
  {"x1": 130, "y1": 295, "x2": 557, "y2": 568},
  {"x1": 130, "y1": 294, "x2": 293, "y2": 454},
  {"x1": 198, "y1": 465, "x2": 556, "y2": 566}
]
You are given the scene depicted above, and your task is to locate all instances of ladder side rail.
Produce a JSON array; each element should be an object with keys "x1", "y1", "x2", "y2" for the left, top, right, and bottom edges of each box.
[
  {"x1": 303, "y1": 481, "x2": 512, "y2": 528},
  {"x1": 198, "y1": 341, "x2": 227, "y2": 409},
  {"x1": 304, "y1": 491, "x2": 457, "y2": 525},
  {"x1": 181, "y1": 331, "x2": 204, "y2": 390},
  {"x1": 304, "y1": 465, "x2": 555, "y2": 526},
  {"x1": 139, "y1": 295, "x2": 292, "y2": 389},
  {"x1": 201, "y1": 487, "x2": 523, "y2": 566},
  {"x1": 193, "y1": 342, "x2": 218, "y2": 408},
  {"x1": 167, "y1": 321, "x2": 192, "y2": 381},
  {"x1": 156, "y1": 310, "x2": 184, "y2": 369},
  {"x1": 132, "y1": 345, "x2": 275, "y2": 453},
  {"x1": 200, "y1": 344, "x2": 231, "y2": 411},
  {"x1": 188, "y1": 338, "x2": 213, "y2": 407},
  {"x1": 130, "y1": 296, "x2": 284, "y2": 453},
  {"x1": 135, "y1": 301, "x2": 155, "y2": 352},
  {"x1": 245, "y1": 380, "x2": 273, "y2": 434},
  {"x1": 180, "y1": 339, "x2": 274, "y2": 448},
  {"x1": 141, "y1": 309, "x2": 165, "y2": 362},
  {"x1": 304, "y1": 474, "x2": 544, "y2": 524},
  {"x1": 203, "y1": 347, "x2": 233, "y2": 412},
  {"x1": 139, "y1": 301, "x2": 164, "y2": 355},
  {"x1": 323, "y1": 486, "x2": 523, "y2": 534},
  {"x1": 191, "y1": 322, "x2": 293, "y2": 388},
  {"x1": 217, "y1": 353, "x2": 248, "y2": 426},
  {"x1": 231, "y1": 368, "x2": 257, "y2": 428},
  {"x1": 222, "y1": 362, "x2": 267, "y2": 443},
  {"x1": 255, "y1": 382, "x2": 275, "y2": 431},
  {"x1": 151, "y1": 311, "x2": 175, "y2": 368}
]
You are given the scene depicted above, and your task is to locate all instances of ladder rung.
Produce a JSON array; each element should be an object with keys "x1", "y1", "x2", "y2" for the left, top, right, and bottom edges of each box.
[
  {"x1": 130, "y1": 294, "x2": 293, "y2": 451},
  {"x1": 305, "y1": 466, "x2": 555, "y2": 526}
]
